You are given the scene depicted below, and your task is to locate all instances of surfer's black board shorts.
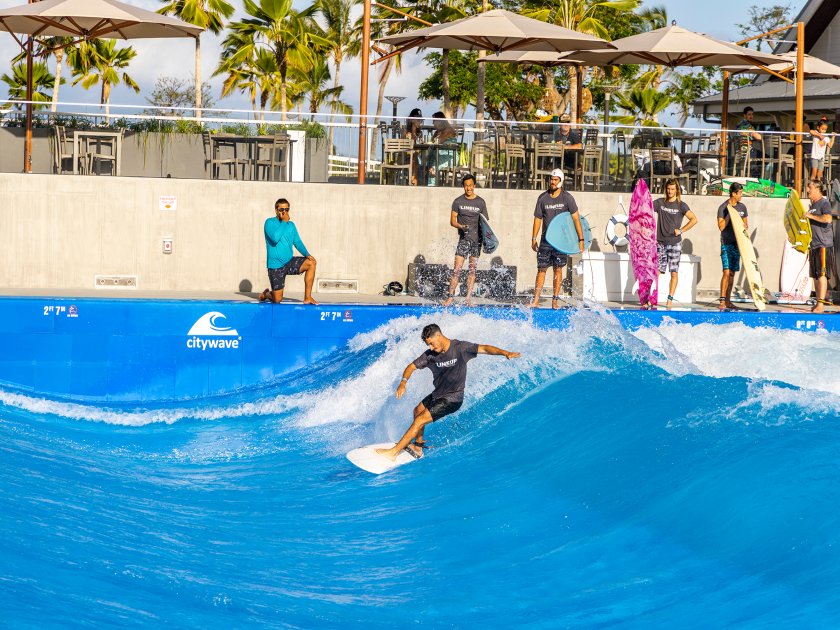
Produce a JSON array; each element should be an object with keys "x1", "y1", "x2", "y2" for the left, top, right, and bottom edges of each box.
[
  {"x1": 421, "y1": 394, "x2": 463, "y2": 421},
  {"x1": 809, "y1": 247, "x2": 835, "y2": 280},
  {"x1": 268, "y1": 257, "x2": 307, "y2": 291}
]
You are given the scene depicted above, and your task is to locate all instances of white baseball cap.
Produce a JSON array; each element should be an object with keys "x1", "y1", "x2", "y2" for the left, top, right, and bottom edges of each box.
[{"x1": 550, "y1": 168, "x2": 564, "y2": 183}]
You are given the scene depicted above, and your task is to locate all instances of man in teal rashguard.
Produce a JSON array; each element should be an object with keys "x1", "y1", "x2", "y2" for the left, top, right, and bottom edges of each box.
[{"x1": 259, "y1": 198, "x2": 319, "y2": 304}]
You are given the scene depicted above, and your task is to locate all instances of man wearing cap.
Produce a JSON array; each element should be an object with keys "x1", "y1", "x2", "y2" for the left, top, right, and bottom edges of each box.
[{"x1": 530, "y1": 169, "x2": 584, "y2": 309}]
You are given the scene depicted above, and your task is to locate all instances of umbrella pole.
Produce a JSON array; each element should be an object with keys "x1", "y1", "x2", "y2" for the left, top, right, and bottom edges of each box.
[
  {"x1": 24, "y1": 35, "x2": 33, "y2": 174},
  {"x1": 794, "y1": 21, "x2": 804, "y2": 194},
  {"x1": 357, "y1": 0, "x2": 371, "y2": 184},
  {"x1": 720, "y1": 71, "x2": 729, "y2": 178}
]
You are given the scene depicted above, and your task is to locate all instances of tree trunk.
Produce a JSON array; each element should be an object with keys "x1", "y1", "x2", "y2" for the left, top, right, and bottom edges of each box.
[
  {"x1": 568, "y1": 66, "x2": 578, "y2": 123},
  {"x1": 328, "y1": 56, "x2": 341, "y2": 155},
  {"x1": 195, "y1": 35, "x2": 202, "y2": 120},
  {"x1": 476, "y1": 51, "x2": 485, "y2": 132},
  {"x1": 102, "y1": 81, "x2": 110, "y2": 120},
  {"x1": 543, "y1": 69, "x2": 561, "y2": 115},
  {"x1": 369, "y1": 60, "x2": 392, "y2": 167},
  {"x1": 442, "y1": 50, "x2": 451, "y2": 118},
  {"x1": 51, "y1": 49, "x2": 63, "y2": 113}
]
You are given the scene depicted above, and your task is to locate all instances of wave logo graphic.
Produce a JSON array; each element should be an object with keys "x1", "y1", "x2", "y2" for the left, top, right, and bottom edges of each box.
[{"x1": 186, "y1": 312, "x2": 241, "y2": 350}]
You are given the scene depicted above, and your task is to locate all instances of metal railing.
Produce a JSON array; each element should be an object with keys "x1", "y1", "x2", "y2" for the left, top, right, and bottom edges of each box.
[{"x1": 1, "y1": 100, "x2": 831, "y2": 194}]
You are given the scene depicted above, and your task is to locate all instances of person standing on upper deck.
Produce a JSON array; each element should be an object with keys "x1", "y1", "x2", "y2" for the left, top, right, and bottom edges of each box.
[{"x1": 735, "y1": 106, "x2": 764, "y2": 178}]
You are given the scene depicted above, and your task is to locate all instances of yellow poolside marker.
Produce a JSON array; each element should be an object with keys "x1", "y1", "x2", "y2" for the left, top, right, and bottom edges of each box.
[{"x1": 728, "y1": 206, "x2": 767, "y2": 311}]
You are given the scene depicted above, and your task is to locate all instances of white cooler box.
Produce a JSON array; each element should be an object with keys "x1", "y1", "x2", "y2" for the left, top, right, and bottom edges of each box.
[{"x1": 578, "y1": 251, "x2": 700, "y2": 304}]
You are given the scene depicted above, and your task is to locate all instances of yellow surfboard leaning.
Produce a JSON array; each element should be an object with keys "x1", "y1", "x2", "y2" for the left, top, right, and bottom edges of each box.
[
  {"x1": 784, "y1": 190, "x2": 811, "y2": 254},
  {"x1": 728, "y1": 206, "x2": 767, "y2": 311}
]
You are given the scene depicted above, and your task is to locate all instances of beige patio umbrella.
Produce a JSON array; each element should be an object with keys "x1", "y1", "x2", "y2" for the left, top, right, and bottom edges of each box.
[
  {"x1": 0, "y1": 0, "x2": 203, "y2": 172},
  {"x1": 721, "y1": 51, "x2": 840, "y2": 79},
  {"x1": 375, "y1": 9, "x2": 616, "y2": 61},
  {"x1": 556, "y1": 24, "x2": 783, "y2": 68}
]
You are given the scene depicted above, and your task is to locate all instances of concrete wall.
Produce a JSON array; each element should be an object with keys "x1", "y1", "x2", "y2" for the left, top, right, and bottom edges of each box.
[
  {"x1": 0, "y1": 172, "x2": 790, "y2": 297},
  {"x1": 0, "y1": 128, "x2": 325, "y2": 181}
]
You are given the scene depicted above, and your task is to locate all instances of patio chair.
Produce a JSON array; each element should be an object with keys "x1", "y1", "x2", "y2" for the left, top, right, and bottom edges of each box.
[
  {"x1": 503, "y1": 143, "x2": 527, "y2": 189},
  {"x1": 531, "y1": 142, "x2": 565, "y2": 189},
  {"x1": 51, "y1": 125, "x2": 75, "y2": 174},
  {"x1": 613, "y1": 130, "x2": 629, "y2": 189},
  {"x1": 583, "y1": 127, "x2": 599, "y2": 146},
  {"x1": 648, "y1": 147, "x2": 689, "y2": 194},
  {"x1": 254, "y1": 133, "x2": 290, "y2": 181},
  {"x1": 205, "y1": 132, "x2": 249, "y2": 180},
  {"x1": 380, "y1": 138, "x2": 414, "y2": 185},
  {"x1": 577, "y1": 145, "x2": 603, "y2": 191},
  {"x1": 468, "y1": 140, "x2": 496, "y2": 188},
  {"x1": 85, "y1": 130, "x2": 123, "y2": 176}
]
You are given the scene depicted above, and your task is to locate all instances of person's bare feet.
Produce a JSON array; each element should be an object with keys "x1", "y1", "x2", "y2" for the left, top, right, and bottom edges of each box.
[
  {"x1": 442, "y1": 296, "x2": 454, "y2": 307},
  {"x1": 303, "y1": 297, "x2": 319, "y2": 305},
  {"x1": 258, "y1": 289, "x2": 270, "y2": 302},
  {"x1": 813, "y1": 303, "x2": 826, "y2": 313},
  {"x1": 551, "y1": 297, "x2": 560, "y2": 310},
  {"x1": 375, "y1": 447, "x2": 397, "y2": 461},
  {"x1": 529, "y1": 299, "x2": 540, "y2": 308}
]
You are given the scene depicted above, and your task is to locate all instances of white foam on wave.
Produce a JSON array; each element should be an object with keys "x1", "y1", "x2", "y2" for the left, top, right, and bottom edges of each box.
[
  {"x1": 679, "y1": 380, "x2": 840, "y2": 427},
  {"x1": 293, "y1": 307, "x2": 626, "y2": 433},
  {"x1": 0, "y1": 389, "x2": 303, "y2": 427},
  {"x1": 633, "y1": 321, "x2": 840, "y2": 397}
]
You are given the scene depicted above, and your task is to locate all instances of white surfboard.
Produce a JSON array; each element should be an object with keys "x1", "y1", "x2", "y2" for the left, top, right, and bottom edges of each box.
[
  {"x1": 779, "y1": 238, "x2": 813, "y2": 302},
  {"x1": 346, "y1": 442, "x2": 421, "y2": 474}
]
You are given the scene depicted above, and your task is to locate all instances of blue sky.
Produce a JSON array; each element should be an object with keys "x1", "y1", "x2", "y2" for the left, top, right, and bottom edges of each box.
[{"x1": 0, "y1": 0, "x2": 807, "y2": 126}]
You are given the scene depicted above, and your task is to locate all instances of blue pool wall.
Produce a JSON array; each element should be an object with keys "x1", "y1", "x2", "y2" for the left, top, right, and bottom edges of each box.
[{"x1": 1, "y1": 297, "x2": 836, "y2": 402}]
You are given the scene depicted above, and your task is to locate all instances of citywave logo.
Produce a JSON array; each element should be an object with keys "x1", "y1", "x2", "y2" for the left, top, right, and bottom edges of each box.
[{"x1": 186, "y1": 311, "x2": 241, "y2": 350}]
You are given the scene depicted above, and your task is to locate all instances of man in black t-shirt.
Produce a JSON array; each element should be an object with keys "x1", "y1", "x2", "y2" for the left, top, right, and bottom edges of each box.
[
  {"x1": 716, "y1": 182, "x2": 748, "y2": 310},
  {"x1": 443, "y1": 174, "x2": 490, "y2": 307},
  {"x1": 805, "y1": 179, "x2": 835, "y2": 313},
  {"x1": 654, "y1": 178, "x2": 697, "y2": 309},
  {"x1": 376, "y1": 323, "x2": 519, "y2": 461}
]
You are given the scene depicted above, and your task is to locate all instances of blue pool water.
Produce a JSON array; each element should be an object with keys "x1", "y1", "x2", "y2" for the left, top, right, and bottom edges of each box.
[{"x1": 2, "y1": 308, "x2": 840, "y2": 627}]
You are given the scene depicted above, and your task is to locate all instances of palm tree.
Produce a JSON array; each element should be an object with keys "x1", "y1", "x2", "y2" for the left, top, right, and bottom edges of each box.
[
  {"x1": 613, "y1": 86, "x2": 671, "y2": 126},
  {"x1": 315, "y1": 0, "x2": 360, "y2": 153},
  {"x1": 526, "y1": 0, "x2": 640, "y2": 121},
  {"x1": 158, "y1": 0, "x2": 234, "y2": 120},
  {"x1": 223, "y1": 0, "x2": 330, "y2": 121},
  {"x1": 292, "y1": 56, "x2": 353, "y2": 119},
  {"x1": 1, "y1": 61, "x2": 56, "y2": 110},
  {"x1": 69, "y1": 39, "x2": 140, "y2": 119}
]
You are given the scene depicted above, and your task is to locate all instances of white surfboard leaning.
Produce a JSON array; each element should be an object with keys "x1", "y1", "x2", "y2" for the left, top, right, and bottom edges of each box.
[
  {"x1": 728, "y1": 206, "x2": 767, "y2": 311},
  {"x1": 346, "y1": 442, "x2": 420, "y2": 474}
]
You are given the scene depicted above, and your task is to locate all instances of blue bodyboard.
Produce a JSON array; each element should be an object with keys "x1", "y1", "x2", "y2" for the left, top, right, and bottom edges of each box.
[
  {"x1": 545, "y1": 212, "x2": 592, "y2": 254},
  {"x1": 479, "y1": 214, "x2": 499, "y2": 254}
]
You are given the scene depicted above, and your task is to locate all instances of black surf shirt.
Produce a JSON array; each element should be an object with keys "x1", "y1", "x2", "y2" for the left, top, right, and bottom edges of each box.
[{"x1": 413, "y1": 339, "x2": 479, "y2": 403}]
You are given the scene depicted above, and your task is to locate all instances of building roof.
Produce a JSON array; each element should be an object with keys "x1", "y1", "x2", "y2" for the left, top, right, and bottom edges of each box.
[
  {"x1": 694, "y1": 78, "x2": 840, "y2": 116},
  {"x1": 691, "y1": 0, "x2": 840, "y2": 117}
]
